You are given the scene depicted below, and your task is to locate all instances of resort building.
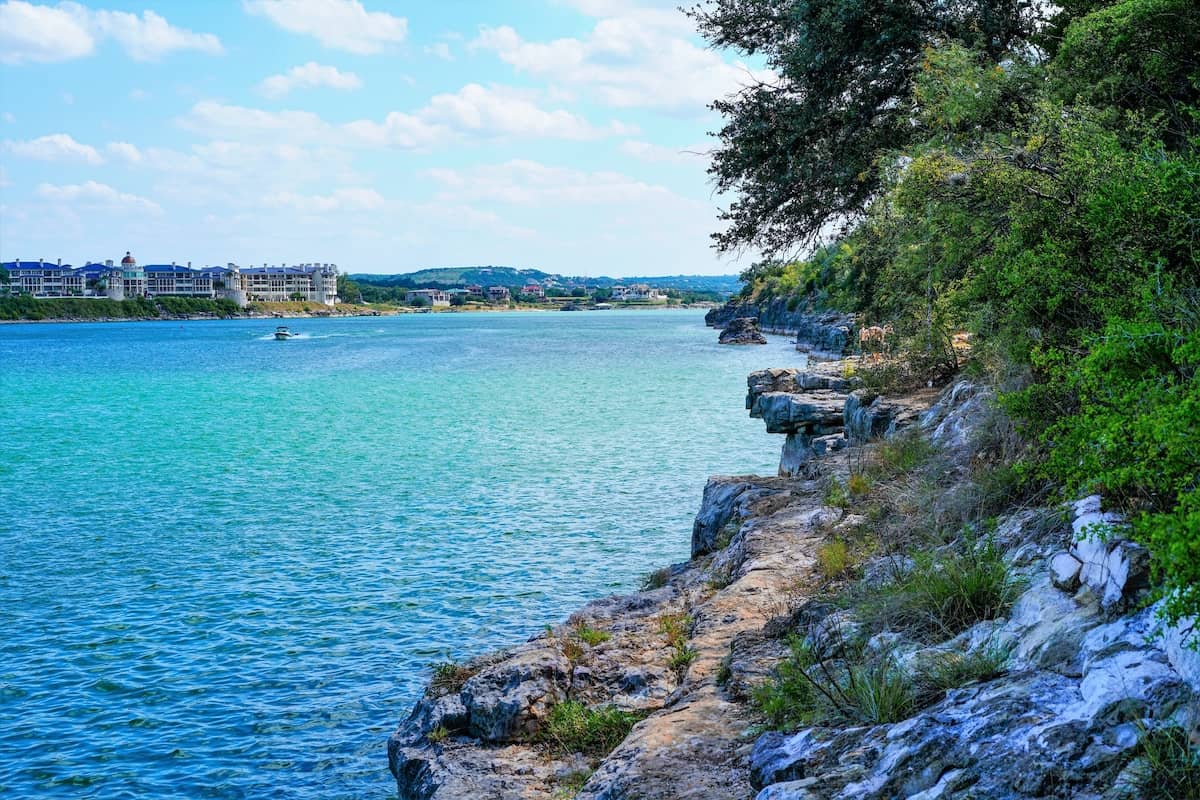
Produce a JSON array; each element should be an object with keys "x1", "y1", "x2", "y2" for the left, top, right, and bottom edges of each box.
[
  {"x1": 521, "y1": 283, "x2": 546, "y2": 298},
  {"x1": 488, "y1": 286, "x2": 511, "y2": 302},
  {"x1": 405, "y1": 288, "x2": 451, "y2": 307},
  {"x1": 3, "y1": 252, "x2": 339, "y2": 307},
  {"x1": 2, "y1": 259, "x2": 85, "y2": 296}
]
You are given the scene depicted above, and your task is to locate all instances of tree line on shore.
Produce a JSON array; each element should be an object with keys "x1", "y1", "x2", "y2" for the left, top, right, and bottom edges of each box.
[{"x1": 696, "y1": 0, "x2": 1198, "y2": 623}]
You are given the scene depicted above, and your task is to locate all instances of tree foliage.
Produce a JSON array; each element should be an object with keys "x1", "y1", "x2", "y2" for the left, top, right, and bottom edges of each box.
[
  {"x1": 710, "y1": 0, "x2": 1200, "y2": 624},
  {"x1": 690, "y1": 0, "x2": 1044, "y2": 253}
]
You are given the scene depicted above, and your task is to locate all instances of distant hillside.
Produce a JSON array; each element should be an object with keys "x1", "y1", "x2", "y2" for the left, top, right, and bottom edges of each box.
[{"x1": 349, "y1": 267, "x2": 740, "y2": 294}]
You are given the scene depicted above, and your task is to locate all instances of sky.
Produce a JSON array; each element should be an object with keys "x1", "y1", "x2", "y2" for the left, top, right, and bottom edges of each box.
[{"x1": 0, "y1": 0, "x2": 767, "y2": 276}]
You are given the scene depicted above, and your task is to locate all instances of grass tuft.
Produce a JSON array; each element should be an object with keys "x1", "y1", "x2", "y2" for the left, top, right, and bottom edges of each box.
[
  {"x1": 858, "y1": 538, "x2": 1022, "y2": 641},
  {"x1": 751, "y1": 636, "x2": 916, "y2": 729},
  {"x1": 640, "y1": 567, "x2": 670, "y2": 591},
  {"x1": 817, "y1": 539, "x2": 853, "y2": 579},
  {"x1": 540, "y1": 701, "x2": 646, "y2": 758},
  {"x1": 429, "y1": 661, "x2": 476, "y2": 695},
  {"x1": 426, "y1": 724, "x2": 451, "y2": 744},
  {"x1": 573, "y1": 623, "x2": 611, "y2": 647},
  {"x1": 1128, "y1": 726, "x2": 1200, "y2": 800}
]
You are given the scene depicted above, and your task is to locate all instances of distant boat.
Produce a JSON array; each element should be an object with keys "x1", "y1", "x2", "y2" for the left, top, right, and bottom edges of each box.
[{"x1": 274, "y1": 325, "x2": 296, "y2": 340}]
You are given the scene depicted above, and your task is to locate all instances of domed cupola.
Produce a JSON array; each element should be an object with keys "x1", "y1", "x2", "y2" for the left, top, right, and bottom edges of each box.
[{"x1": 121, "y1": 251, "x2": 136, "y2": 266}]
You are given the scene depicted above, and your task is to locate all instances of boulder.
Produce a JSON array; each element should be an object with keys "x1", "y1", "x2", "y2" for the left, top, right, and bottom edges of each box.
[
  {"x1": 1050, "y1": 552, "x2": 1083, "y2": 592},
  {"x1": 1067, "y1": 496, "x2": 1149, "y2": 612},
  {"x1": 719, "y1": 316, "x2": 768, "y2": 345}
]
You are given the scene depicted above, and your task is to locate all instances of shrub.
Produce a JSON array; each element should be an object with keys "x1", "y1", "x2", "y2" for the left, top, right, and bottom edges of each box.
[
  {"x1": 640, "y1": 567, "x2": 670, "y2": 591},
  {"x1": 752, "y1": 636, "x2": 917, "y2": 729},
  {"x1": 426, "y1": 724, "x2": 450, "y2": 744},
  {"x1": 540, "y1": 701, "x2": 645, "y2": 758},
  {"x1": 1127, "y1": 725, "x2": 1200, "y2": 800},
  {"x1": 429, "y1": 661, "x2": 476, "y2": 695},
  {"x1": 847, "y1": 473, "x2": 872, "y2": 498},
  {"x1": 573, "y1": 624, "x2": 611, "y2": 647},
  {"x1": 817, "y1": 540, "x2": 853, "y2": 579},
  {"x1": 867, "y1": 430, "x2": 938, "y2": 479},
  {"x1": 860, "y1": 538, "x2": 1021, "y2": 641},
  {"x1": 824, "y1": 479, "x2": 849, "y2": 509}
]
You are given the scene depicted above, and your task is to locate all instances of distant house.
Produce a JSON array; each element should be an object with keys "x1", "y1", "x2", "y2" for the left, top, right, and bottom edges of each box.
[
  {"x1": 405, "y1": 288, "x2": 451, "y2": 307},
  {"x1": 488, "y1": 286, "x2": 511, "y2": 302},
  {"x1": 521, "y1": 283, "x2": 545, "y2": 298},
  {"x1": 612, "y1": 283, "x2": 666, "y2": 302},
  {"x1": 466, "y1": 284, "x2": 484, "y2": 297}
]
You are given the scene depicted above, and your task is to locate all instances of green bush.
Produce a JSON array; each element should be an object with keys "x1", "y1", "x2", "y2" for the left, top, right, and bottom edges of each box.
[
  {"x1": 752, "y1": 636, "x2": 917, "y2": 729},
  {"x1": 860, "y1": 538, "x2": 1021, "y2": 641},
  {"x1": 540, "y1": 701, "x2": 645, "y2": 758}
]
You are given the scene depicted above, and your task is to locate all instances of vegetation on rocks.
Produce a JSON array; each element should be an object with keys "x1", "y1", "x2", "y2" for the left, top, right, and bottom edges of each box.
[
  {"x1": 539, "y1": 701, "x2": 647, "y2": 759},
  {"x1": 700, "y1": 0, "x2": 1200, "y2": 623}
]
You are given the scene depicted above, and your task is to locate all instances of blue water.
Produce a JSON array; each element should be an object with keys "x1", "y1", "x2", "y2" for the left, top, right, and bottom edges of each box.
[{"x1": 0, "y1": 310, "x2": 799, "y2": 799}]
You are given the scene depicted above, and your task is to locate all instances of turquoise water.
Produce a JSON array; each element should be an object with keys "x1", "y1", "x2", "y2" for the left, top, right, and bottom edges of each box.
[{"x1": 0, "y1": 310, "x2": 799, "y2": 799}]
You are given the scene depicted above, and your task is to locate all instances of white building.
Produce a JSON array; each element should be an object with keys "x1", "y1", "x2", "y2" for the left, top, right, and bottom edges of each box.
[
  {"x1": 4, "y1": 253, "x2": 339, "y2": 307},
  {"x1": 611, "y1": 284, "x2": 666, "y2": 302},
  {"x1": 405, "y1": 288, "x2": 451, "y2": 307}
]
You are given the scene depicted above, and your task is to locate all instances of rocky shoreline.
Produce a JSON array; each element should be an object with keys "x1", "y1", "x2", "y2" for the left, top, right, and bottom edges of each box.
[{"x1": 387, "y1": 342, "x2": 1199, "y2": 799}]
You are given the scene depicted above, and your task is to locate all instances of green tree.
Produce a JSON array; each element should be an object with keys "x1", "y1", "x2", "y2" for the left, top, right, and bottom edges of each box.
[{"x1": 690, "y1": 0, "x2": 1043, "y2": 254}]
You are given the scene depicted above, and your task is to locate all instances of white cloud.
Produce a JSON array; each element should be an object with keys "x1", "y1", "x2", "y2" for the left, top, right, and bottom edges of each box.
[
  {"x1": 129, "y1": 88, "x2": 150, "y2": 101},
  {"x1": 179, "y1": 85, "x2": 630, "y2": 150},
  {"x1": 0, "y1": 1, "x2": 93, "y2": 64},
  {"x1": 106, "y1": 141, "x2": 142, "y2": 163},
  {"x1": 263, "y1": 187, "x2": 384, "y2": 212},
  {"x1": 243, "y1": 0, "x2": 407, "y2": 54},
  {"x1": 620, "y1": 139, "x2": 709, "y2": 165},
  {"x1": 258, "y1": 61, "x2": 362, "y2": 98},
  {"x1": 423, "y1": 159, "x2": 693, "y2": 208},
  {"x1": 37, "y1": 180, "x2": 162, "y2": 214},
  {"x1": 86, "y1": 6, "x2": 223, "y2": 61},
  {"x1": 471, "y1": 12, "x2": 769, "y2": 113},
  {"x1": 0, "y1": 1, "x2": 221, "y2": 64},
  {"x1": 424, "y1": 41, "x2": 453, "y2": 61},
  {"x1": 5, "y1": 133, "x2": 104, "y2": 164}
]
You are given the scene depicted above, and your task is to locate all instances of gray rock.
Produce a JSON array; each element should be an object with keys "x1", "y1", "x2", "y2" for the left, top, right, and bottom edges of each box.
[
  {"x1": 718, "y1": 316, "x2": 768, "y2": 345},
  {"x1": 691, "y1": 476, "x2": 787, "y2": 557},
  {"x1": 751, "y1": 390, "x2": 846, "y2": 434},
  {"x1": 1050, "y1": 551, "x2": 1083, "y2": 592}
]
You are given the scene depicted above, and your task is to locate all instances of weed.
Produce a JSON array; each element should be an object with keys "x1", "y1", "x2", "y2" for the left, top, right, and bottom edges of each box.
[
  {"x1": 659, "y1": 613, "x2": 696, "y2": 679},
  {"x1": 562, "y1": 638, "x2": 585, "y2": 665},
  {"x1": 716, "y1": 653, "x2": 733, "y2": 686},
  {"x1": 659, "y1": 614, "x2": 692, "y2": 646},
  {"x1": 707, "y1": 564, "x2": 736, "y2": 590},
  {"x1": 573, "y1": 624, "x2": 611, "y2": 647},
  {"x1": 540, "y1": 701, "x2": 646, "y2": 758},
  {"x1": 847, "y1": 472, "x2": 872, "y2": 497},
  {"x1": 641, "y1": 567, "x2": 670, "y2": 591},
  {"x1": 752, "y1": 636, "x2": 917, "y2": 729},
  {"x1": 429, "y1": 661, "x2": 476, "y2": 695},
  {"x1": 714, "y1": 519, "x2": 740, "y2": 550},
  {"x1": 1127, "y1": 725, "x2": 1200, "y2": 800},
  {"x1": 669, "y1": 644, "x2": 698, "y2": 675},
  {"x1": 918, "y1": 645, "x2": 1009, "y2": 696},
  {"x1": 553, "y1": 769, "x2": 593, "y2": 799},
  {"x1": 426, "y1": 724, "x2": 451, "y2": 744},
  {"x1": 824, "y1": 478, "x2": 850, "y2": 509},
  {"x1": 817, "y1": 539, "x2": 853, "y2": 579},
  {"x1": 859, "y1": 538, "x2": 1022, "y2": 641}
]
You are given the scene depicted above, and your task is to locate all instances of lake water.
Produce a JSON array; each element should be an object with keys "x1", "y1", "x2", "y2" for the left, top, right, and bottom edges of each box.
[{"x1": 0, "y1": 309, "x2": 801, "y2": 799}]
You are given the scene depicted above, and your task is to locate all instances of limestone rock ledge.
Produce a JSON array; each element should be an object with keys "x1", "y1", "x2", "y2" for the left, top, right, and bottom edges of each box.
[{"x1": 387, "y1": 377, "x2": 1198, "y2": 800}]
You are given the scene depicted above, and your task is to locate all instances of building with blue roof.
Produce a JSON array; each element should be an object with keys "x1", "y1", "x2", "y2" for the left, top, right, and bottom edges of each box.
[{"x1": 3, "y1": 253, "x2": 339, "y2": 306}]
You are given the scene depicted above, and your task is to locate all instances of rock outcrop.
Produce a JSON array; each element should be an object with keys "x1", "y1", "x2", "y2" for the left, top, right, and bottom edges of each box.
[
  {"x1": 719, "y1": 317, "x2": 768, "y2": 345},
  {"x1": 388, "y1": 366, "x2": 1197, "y2": 800},
  {"x1": 706, "y1": 300, "x2": 855, "y2": 357},
  {"x1": 748, "y1": 506, "x2": 1195, "y2": 800}
]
